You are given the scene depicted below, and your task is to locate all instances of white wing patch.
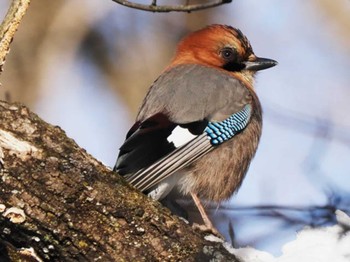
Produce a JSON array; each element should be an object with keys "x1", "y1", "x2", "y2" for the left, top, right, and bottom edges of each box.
[{"x1": 167, "y1": 126, "x2": 196, "y2": 148}]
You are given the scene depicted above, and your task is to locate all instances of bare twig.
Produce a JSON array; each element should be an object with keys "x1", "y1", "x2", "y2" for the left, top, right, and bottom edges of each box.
[
  {"x1": 111, "y1": 0, "x2": 232, "y2": 13},
  {"x1": 0, "y1": 0, "x2": 31, "y2": 74},
  {"x1": 265, "y1": 104, "x2": 350, "y2": 147}
]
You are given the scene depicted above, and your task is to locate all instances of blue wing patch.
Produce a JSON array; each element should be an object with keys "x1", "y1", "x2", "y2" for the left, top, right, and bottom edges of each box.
[{"x1": 205, "y1": 104, "x2": 252, "y2": 145}]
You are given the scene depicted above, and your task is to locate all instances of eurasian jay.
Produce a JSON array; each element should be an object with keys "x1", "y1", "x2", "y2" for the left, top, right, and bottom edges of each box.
[{"x1": 114, "y1": 24, "x2": 277, "y2": 235}]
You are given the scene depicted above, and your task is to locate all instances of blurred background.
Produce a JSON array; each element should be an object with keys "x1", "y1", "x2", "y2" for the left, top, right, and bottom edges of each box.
[{"x1": 1, "y1": 0, "x2": 349, "y2": 255}]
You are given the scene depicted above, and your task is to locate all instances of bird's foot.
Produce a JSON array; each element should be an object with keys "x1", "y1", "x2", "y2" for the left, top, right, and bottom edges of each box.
[{"x1": 192, "y1": 223, "x2": 224, "y2": 239}]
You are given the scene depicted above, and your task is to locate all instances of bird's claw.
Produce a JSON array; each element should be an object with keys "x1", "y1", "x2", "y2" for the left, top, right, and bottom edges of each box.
[{"x1": 192, "y1": 223, "x2": 224, "y2": 240}]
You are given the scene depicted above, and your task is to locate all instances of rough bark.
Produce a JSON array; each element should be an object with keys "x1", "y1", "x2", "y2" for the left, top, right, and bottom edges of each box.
[{"x1": 0, "y1": 101, "x2": 238, "y2": 261}]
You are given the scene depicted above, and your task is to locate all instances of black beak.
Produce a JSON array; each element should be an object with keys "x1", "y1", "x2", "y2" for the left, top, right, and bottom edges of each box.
[{"x1": 244, "y1": 57, "x2": 278, "y2": 71}]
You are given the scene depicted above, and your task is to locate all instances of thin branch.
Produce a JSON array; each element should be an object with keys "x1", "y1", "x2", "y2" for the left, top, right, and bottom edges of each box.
[
  {"x1": 217, "y1": 204, "x2": 344, "y2": 213},
  {"x1": 0, "y1": 0, "x2": 31, "y2": 74},
  {"x1": 265, "y1": 104, "x2": 350, "y2": 147},
  {"x1": 111, "y1": 0, "x2": 232, "y2": 13}
]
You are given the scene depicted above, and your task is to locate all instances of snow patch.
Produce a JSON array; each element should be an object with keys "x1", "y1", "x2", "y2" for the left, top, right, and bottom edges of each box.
[
  {"x1": 0, "y1": 130, "x2": 40, "y2": 160},
  {"x1": 224, "y1": 210, "x2": 350, "y2": 262}
]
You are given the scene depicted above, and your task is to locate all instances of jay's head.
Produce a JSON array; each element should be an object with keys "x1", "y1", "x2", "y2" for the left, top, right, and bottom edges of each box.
[{"x1": 172, "y1": 25, "x2": 277, "y2": 77}]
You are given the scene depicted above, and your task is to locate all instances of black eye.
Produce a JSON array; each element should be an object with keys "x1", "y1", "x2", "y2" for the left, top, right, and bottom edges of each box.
[{"x1": 220, "y1": 48, "x2": 236, "y2": 61}]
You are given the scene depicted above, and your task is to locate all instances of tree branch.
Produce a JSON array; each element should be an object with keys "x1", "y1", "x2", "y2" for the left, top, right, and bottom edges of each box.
[
  {"x1": 111, "y1": 0, "x2": 232, "y2": 13},
  {"x1": 0, "y1": 101, "x2": 238, "y2": 261},
  {"x1": 0, "y1": 0, "x2": 31, "y2": 74}
]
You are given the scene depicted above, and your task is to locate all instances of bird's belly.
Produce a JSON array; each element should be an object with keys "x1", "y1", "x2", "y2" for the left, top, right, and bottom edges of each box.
[{"x1": 178, "y1": 130, "x2": 259, "y2": 202}]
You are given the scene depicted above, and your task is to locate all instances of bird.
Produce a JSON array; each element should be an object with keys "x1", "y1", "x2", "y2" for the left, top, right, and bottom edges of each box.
[{"x1": 114, "y1": 24, "x2": 277, "y2": 236}]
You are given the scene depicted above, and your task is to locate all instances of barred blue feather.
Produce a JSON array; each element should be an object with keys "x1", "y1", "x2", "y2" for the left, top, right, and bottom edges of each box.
[{"x1": 205, "y1": 104, "x2": 252, "y2": 145}]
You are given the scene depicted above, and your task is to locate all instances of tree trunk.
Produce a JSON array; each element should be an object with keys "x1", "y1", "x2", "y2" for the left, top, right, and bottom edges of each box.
[{"x1": 0, "y1": 101, "x2": 238, "y2": 261}]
